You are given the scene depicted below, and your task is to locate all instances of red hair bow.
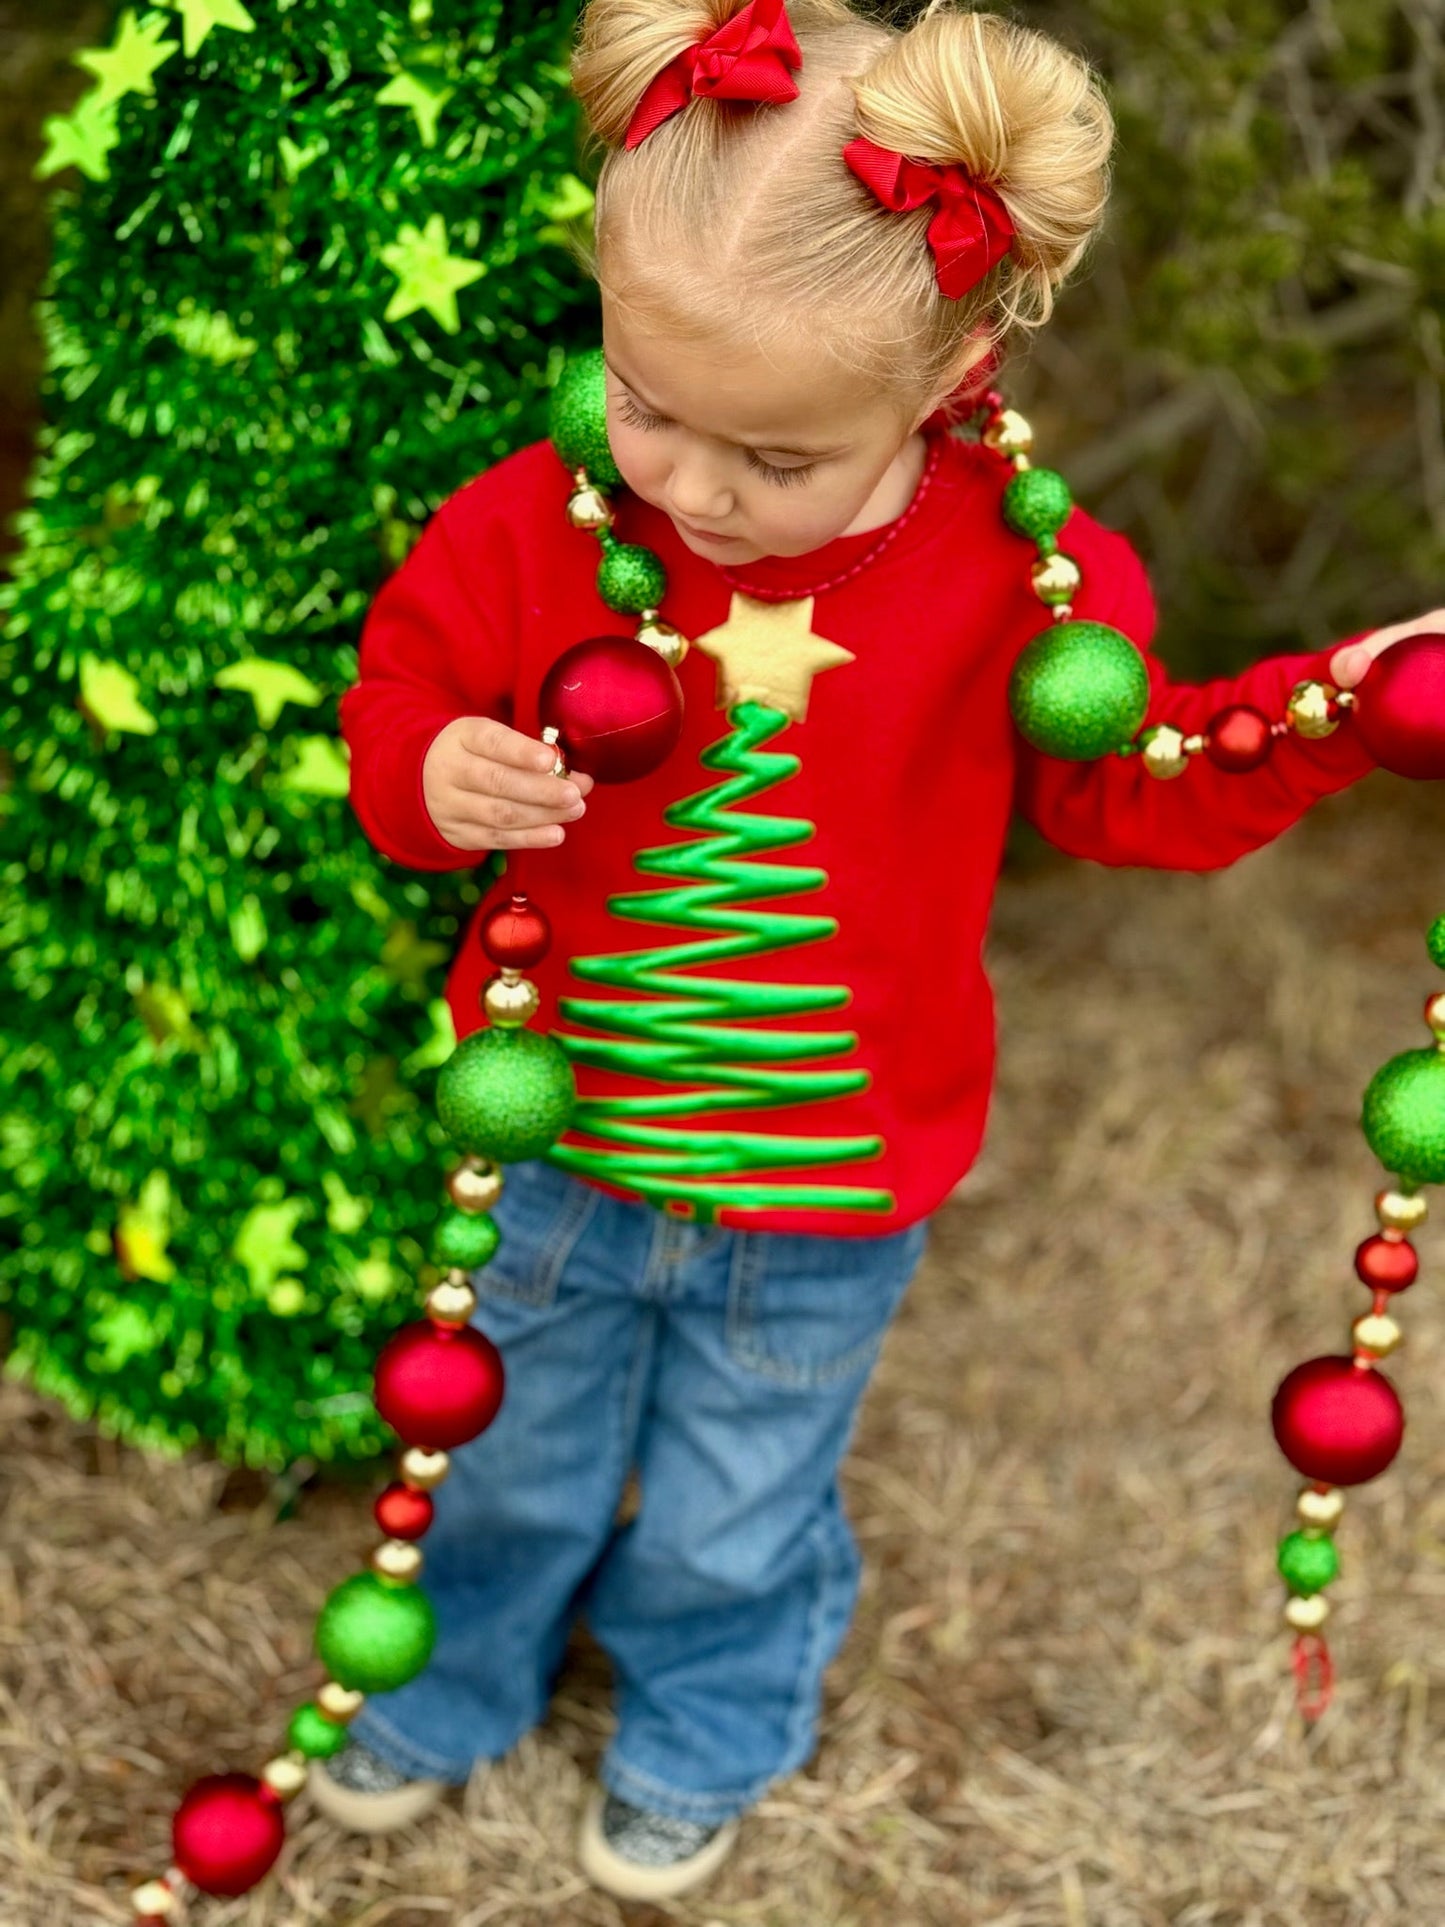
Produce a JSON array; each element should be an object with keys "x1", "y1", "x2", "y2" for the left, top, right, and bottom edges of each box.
[
  {"x1": 842, "y1": 135, "x2": 1015, "y2": 299},
  {"x1": 624, "y1": 0, "x2": 803, "y2": 150}
]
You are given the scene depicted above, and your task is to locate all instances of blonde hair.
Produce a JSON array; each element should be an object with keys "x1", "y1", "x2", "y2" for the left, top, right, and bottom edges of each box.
[{"x1": 568, "y1": 0, "x2": 1115, "y2": 428}]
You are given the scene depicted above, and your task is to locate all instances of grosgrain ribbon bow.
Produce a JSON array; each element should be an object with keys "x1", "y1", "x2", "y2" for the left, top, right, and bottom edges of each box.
[
  {"x1": 842, "y1": 135, "x2": 1016, "y2": 299},
  {"x1": 624, "y1": 0, "x2": 803, "y2": 149}
]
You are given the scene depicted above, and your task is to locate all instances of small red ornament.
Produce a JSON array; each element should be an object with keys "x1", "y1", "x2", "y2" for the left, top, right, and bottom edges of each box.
[
  {"x1": 374, "y1": 1320, "x2": 505, "y2": 1449},
  {"x1": 374, "y1": 1480, "x2": 436, "y2": 1540},
  {"x1": 1271, "y1": 1355, "x2": 1405, "y2": 1486},
  {"x1": 539, "y1": 635, "x2": 684, "y2": 782},
  {"x1": 1352, "y1": 633, "x2": 1445, "y2": 779},
  {"x1": 480, "y1": 892, "x2": 551, "y2": 969},
  {"x1": 172, "y1": 1773, "x2": 285, "y2": 1896},
  {"x1": 1353, "y1": 1234, "x2": 1418, "y2": 1294},
  {"x1": 1204, "y1": 704, "x2": 1274, "y2": 773}
]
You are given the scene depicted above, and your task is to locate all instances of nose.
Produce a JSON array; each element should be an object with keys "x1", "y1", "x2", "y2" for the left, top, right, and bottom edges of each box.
[{"x1": 664, "y1": 449, "x2": 732, "y2": 523}]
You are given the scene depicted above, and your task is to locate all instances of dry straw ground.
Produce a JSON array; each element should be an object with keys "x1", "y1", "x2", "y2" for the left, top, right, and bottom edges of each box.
[{"x1": 5, "y1": 777, "x2": 1444, "y2": 1927}]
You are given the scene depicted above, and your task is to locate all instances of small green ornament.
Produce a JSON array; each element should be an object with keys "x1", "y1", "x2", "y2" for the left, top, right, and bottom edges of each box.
[
  {"x1": 287, "y1": 1702, "x2": 350, "y2": 1759},
  {"x1": 548, "y1": 345, "x2": 622, "y2": 491},
  {"x1": 314, "y1": 1571, "x2": 437, "y2": 1695},
  {"x1": 1276, "y1": 1530, "x2": 1340, "y2": 1597},
  {"x1": 436, "y1": 1026, "x2": 576, "y2": 1162},
  {"x1": 1362, "y1": 1048, "x2": 1445, "y2": 1187},
  {"x1": 598, "y1": 536, "x2": 667, "y2": 615},
  {"x1": 433, "y1": 1207, "x2": 501, "y2": 1270},
  {"x1": 1002, "y1": 467, "x2": 1073, "y2": 542},
  {"x1": 1428, "y1": 915, "x2": 1445, "y2": 972},
  {"x1": 1008, "y1": 619, "x2": 1151, "y2": 760}
]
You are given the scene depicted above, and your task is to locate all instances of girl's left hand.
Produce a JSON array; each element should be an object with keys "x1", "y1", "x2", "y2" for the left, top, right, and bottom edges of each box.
[{"x1": 1330, "y1": 606, "x2": 1445, "y2": 689}]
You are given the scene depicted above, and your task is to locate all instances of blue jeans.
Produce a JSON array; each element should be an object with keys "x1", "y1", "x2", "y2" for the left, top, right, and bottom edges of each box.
[{"x1": 349, "y1": 1157, "x2": 930, "y2": 1825}]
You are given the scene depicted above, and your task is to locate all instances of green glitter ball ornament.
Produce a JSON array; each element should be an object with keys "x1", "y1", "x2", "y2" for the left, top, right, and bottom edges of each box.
[
  {"x1": 1008, "y1": 619, "x2": 1151, "y2": 760},
  {"x1": 1002, "y1": 467, "x2": 1073, "y2": 541},
  {"x1": 1361, "y1": 1048, "x2": 1445, "y2": 1187},
  {"x1": 1428, "y1": 916, "x2": 1445, "y2": 972},
  {"x1": 1276, "y1": 1530, "x2": 1340, "y2": 1597},
  {"x1": 314, "y1": 1572, "x2": 436, "y2": 1695},
  {"x1": 287, "y1": 1702, "x2": 350, "y2": 1760},
  {"x1": 548, "y1": 345, "x2": 623, "y2": 491},
  {"x1": 436, "y1": 1026, "x2": 576, "y2": 1163},
  {"x1": 433, "y1": 1207, "x2": 501, "y2": 1270},
  {"x1": 598, "y1": 537, "x2": 667, "y2": 615}
]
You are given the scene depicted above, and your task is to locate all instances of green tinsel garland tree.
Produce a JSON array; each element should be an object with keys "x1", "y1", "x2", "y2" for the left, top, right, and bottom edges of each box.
[{"x1": 0, "y1": 0, "x2": 598, "y2": 1470}]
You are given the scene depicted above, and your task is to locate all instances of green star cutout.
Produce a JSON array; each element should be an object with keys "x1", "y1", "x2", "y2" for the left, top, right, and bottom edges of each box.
[
  {"x1": 380, "y1": 212, "x2": 486, "y2": 334},
  {"x1": 78, "y1": 654, "x2": 157, "y2": 735},
  {"x1": 161, "y1": 0, "x2": 256, "y2": 59},
  {"x1": 75, "y1": 9, "x2": 180, "y2": 109},
  {"x1": 377, "y1": 71, "x2": 455, "y2": 149},
  {"x1": 214, "y1": 656, "x2": 323, "y2": 728},
  {"x1": 35, "y1": 90, "x2": 121, "y2": 182},
  {"x1": 233, "y1": 1198, "x2": 308, "y2": 1297},
  {"x1": 279, "y1": 734, "x2": 350, "y2": 796}
]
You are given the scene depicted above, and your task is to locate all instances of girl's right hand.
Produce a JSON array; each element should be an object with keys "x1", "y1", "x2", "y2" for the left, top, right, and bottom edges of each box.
[{"x1": 422, "y1": 716, "x2": 594, "y2": 850}]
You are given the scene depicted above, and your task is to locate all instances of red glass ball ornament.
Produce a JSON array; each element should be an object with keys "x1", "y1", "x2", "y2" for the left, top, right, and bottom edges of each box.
[
  {"x1": 480, "y1": 892, "x2": 551, "y2": 969},
  {"x1": 1353, "y1": 1234, "x2": 1418, "y2": 1294},
  {"x1": 1203, "y1": 704, "x2": 1274, "y2": 773},
  {"x1": 374, "y1": 1480, "x2": 436, "y2": 1540},
  {"x1": 172, "y1": 1773, "x2": 285, "y2": 1896},
  {"x1": 1353, "y1": 633, "x2": 1445, "y2": 779},
  {"x1": 374, "y1": 1320, "x2": 505, "y2": 1449},
  {"x1": 539, "y1": 635, "x2": 684, "y2": 782},
  {"x1": 1271, "y1": 1355, "x2": 1404, "y2": 1486}
]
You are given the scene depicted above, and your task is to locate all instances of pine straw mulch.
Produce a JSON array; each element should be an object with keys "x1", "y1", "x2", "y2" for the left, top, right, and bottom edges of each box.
[{"x1": 5, "y1": 775, "x2": 1445, "y2": 1927}]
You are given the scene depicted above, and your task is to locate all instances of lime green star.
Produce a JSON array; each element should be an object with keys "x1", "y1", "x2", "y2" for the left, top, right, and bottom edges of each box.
[
  {"x1": 377, "y1": 71, "x2": 455, "y2": 149},
  {"x1": 75, "y1": 9, "x2": 180, "y2": 108},
  {"x1": 161, "y1": 0, "x2": 256, "y2": 59},
  {"x1": 233, "y1": 1197, "x2": 308, "y2": 1297},
  {"x1": 380, "y1": 212, "x2": 486, "y2": 334},
  {"x1": 214, "y1": 656, "x2": 322, "y2": 728},
  {"x1": 35, "y1": 90, "x2": 121, "y2": 182},
  {"x1": 279, "y1": 734, "x2": 350, "y2": 796}
]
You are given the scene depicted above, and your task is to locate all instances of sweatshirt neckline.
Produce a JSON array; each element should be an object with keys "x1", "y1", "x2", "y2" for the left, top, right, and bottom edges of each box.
[{"x1": 623, "y1": 414, "x2": 964, "y2": 599}]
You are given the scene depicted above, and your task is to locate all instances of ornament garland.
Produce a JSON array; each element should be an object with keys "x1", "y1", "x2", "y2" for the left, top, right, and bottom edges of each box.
[{"x1": 130, "y1": 346, "x2": 1445, "y2": 1911}]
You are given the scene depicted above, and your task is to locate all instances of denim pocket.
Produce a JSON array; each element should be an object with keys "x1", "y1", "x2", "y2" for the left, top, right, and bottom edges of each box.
[
  {"x1": 470, "y1": 1157, "x2": 602, "y2": 1309},
  {"x1": 725, "y1": 1218, "x2": 929, "y2": 1389}
]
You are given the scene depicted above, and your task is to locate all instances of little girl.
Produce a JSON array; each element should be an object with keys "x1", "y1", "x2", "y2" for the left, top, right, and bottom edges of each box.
[{"x1": 320, "y1": 0, "x2": 1430, "y2": 1902}]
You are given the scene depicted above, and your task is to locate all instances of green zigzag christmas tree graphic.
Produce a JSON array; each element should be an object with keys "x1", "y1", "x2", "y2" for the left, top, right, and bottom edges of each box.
[{"x1": 545, "y1": 701, "x2": 893, "y2": 1222}]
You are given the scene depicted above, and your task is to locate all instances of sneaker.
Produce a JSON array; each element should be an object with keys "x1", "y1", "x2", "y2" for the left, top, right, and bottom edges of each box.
[
  {"x1": 576, "y1": 1785, "x2": 739, "y2": 1901},
  {"x1": 306, "y1": 1733, "x2": 452, "y2": 1834}
]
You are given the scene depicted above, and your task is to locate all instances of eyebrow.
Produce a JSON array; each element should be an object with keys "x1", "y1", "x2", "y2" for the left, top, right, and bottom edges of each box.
[{"x1": 603, "y1": 353, "x2": 847, "y2": 460}]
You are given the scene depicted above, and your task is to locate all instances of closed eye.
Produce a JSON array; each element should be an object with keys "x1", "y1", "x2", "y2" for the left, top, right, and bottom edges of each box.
[{"x1": 613, "y1": 391, "x2": 818, "y2": 489}]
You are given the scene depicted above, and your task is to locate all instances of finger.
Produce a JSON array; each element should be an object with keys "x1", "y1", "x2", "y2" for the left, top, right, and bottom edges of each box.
[
  {"x1": 485, "y1": 822, "x2": 571, "y2": 850},
  {"x1": 458, "y1": 716, "x2": 563, "y2": 776},
  {"x1": 452, "y1": 758, "x2": 586, "y2": 812},
  {"x1": 1330, "y1": 641, "x2": 1372, "y2": 689},
  {"x1": 460, "y1": 791, "x2": 587, "y2": 832}
]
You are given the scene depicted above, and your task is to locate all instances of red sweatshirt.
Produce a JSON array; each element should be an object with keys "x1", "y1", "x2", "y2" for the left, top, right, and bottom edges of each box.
[{"x1": 339, "y1": 416, "x2": 1377, "y2": 1236}]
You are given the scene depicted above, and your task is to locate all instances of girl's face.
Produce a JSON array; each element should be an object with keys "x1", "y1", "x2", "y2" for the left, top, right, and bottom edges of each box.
[{"x1": 601, "y1": 298, "x2": 936, "y2": 565}]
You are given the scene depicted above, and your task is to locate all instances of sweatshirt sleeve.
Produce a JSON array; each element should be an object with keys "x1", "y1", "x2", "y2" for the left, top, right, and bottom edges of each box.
[
  {"x1": 1012, "y1": 526, "x2": 1377, "y2": 872},
  {"x1": 339, "y1": 495, "x2": 519, "y2": 872}
]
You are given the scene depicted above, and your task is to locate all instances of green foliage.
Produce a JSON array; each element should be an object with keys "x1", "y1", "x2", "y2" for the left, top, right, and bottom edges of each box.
[{"x1": 0, "y1": 0, "x2": 598, "y2": 1469}]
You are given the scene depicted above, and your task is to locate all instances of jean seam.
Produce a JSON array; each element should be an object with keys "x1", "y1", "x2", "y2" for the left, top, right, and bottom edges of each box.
[
  {"x1": 478, "y1": 1168, "x2": 601, "y2": 1308},
  {"x1": 601, "y1": 1495, "x2": 850, "y2": 1825},
  {"x1": 348, "y1": 1704, "x2": 478, "y2": 1784},
  {"x1": 724, "y1": 1225, "x2": 925, "y2": 1389}
]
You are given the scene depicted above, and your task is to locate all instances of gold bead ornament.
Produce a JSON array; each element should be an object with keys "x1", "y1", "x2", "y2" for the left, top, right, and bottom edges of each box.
[
  {"x1": 427, "y1": 1275, "x2": 478, "y2": 1327},
  {"x1": 372, "y1": 1538, "x2": 425, "y2": 1584},
  {"x1": 1285, "y1": 679, "x2": 1341, "y2": 739},
  {"x1": 446, "y1": 1156, "x2": 504, "y2": 1214},
  {"x1": 565, "y1": 475, "x2": 614, "y2": 531},
  {"x1": 1030, "y1": 551, "x2": 1082, "y2": 606},
  {"x1": 1352, "y1": 1312, "x2": 1403, "y2": 1358},
  {"x1": 1284, "y1": 1593, "x2": 1331, "y2": 1632},
  {"x1": 1375, "y1": 1189, "x2": 1428, "y2": 1235},
  {"x1": 637, "y1": 610, "x2": 690, "y2": 668},
  {"x1": 482, "y1": 970, "x2": 542, "y2": 1028},
  {"x1": 259, "y1": 1753, "x2": 309, "y2": 1802},
  {"x1": 400, "y1": 1446, "x2": 451, "y2": 1491},
  {"x1": 1139, "y1": 723, "x2": 1190, "y2": 780},
  {"x1": 981, "y1": 407, "x2": 1034, "y2": 457},
  {"x1": 317, "y1": 1681, "x2": 365, "y2": 1723},
  {"x1": 1297, "y1": 1485, "x2": 1345, "y2": 1530}
]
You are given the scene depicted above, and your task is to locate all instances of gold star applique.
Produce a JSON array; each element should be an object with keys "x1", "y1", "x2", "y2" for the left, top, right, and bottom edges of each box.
[{"x1": 691, "y1": 593, "x2": 855, "y2": 724}]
